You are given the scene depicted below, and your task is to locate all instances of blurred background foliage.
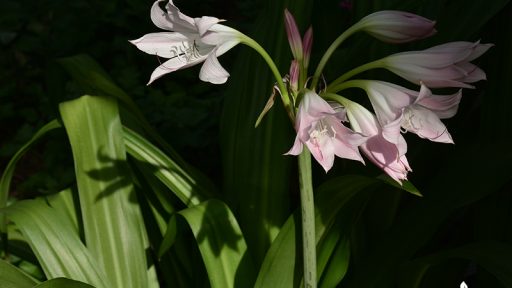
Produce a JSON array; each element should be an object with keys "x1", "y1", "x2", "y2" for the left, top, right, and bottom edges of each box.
[{"x1": 1, "y1": 0, "x2": 511, "y2": 287}]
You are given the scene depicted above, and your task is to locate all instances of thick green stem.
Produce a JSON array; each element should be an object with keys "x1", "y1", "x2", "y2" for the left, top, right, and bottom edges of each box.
[
  {"x1": 310, "y1": 24, "x2": 360, "y2": 90},
  {"x1": 326, "y1": 79, "x2": 367, "y2": 94},
  {"x1": 240, "y1": 35, "x2": 294, "y2": 118},
  {"x1": 326, "y1": 59, "x2": 383, "y2": 92},
  {"x1": 298, "y1": 150, "x2": 316, "y2": 288}
]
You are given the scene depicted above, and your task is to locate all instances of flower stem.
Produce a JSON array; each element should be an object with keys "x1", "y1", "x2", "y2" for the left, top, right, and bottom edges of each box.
[
  {"x1": 240, "y1": 35, "x2": 295, "y2": 118},
  {"x1": 298, "y1": 149, "x2": 316, "y2": 288},
  {"x1": 326, "y1": 59, "x2": 382, "y2": 92},
  {"x1": 310, "y1": 24, "x2": 360, "y2": 90}
]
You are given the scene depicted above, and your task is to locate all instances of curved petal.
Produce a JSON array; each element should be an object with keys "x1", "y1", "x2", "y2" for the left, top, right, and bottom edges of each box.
[
  {"x1": 362, "y1": 135, "x2": 409, "y2": 183},
  {"x1": 129, "y1": 32, "x2": 191, "y2": 58},
  {"x1": 417, "y1": 90, "x2": 462, "y2": 119},
  {"x1": 150, "y1": 0, "x2": 175, "y2": 30},
  {"x1": 285, "y1": 136, "x2": 304, "y2": 155},
  {"x1": 402, "y1": 106, "x2": 454, "y2": 143},
  {"x1": 194, "y1": 16, "x2": 221, "y2": 36},
  {"x1": 306, "y1": 137, "x2": 335, "y2": 172},
  {"x1": 164, "y1": 0, "x2": 196, "y2": 32},
  {"x1": 364, "y1": 81, "x2": 413, "y2": 124},
  {"x1": 199, "y1": 51, "x2": 230, "y2": 84},
  {"x1": 147, "y1": 52, "x2": 207, "y2": 85},
  {"x1": 201, "y1": 24, "x2": 242, "y2": 47}
]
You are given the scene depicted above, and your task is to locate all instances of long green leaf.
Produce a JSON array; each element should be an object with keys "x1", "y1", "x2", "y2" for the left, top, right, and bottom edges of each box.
[
  {"x1": 0, "y1": 120, "x2": 61, "y2": 232},
  {"x1": 0, "y1": 259, "x2": 39, "y2": 288},
  {"x1": 123, "y1": 126, "x2": 211, "y2": 206},
  {"x1": 34, "y1": 278, "x2": 95, "y2": 288},
  {"x1": 255, "y1": 175, "x2": 377, "y2": 288},
  {"x1": 3, "y1": 198, "x2": 110, "y2": 287},
  {"x1": 162, "y1": 199, "x2": 257, "y2": 288},
  {"x1": 59, "y1": 95, "x2": 154, "y2": 288}
]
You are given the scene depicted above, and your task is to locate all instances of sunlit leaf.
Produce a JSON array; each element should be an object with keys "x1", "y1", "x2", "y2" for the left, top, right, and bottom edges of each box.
[
  {"x1": 160, "y1": 199, "x2": 256, "y2": 288},
  {"x1": 34, "y1": 278, "x2": 96, "y2": 288},
  {"x1": 4, "y1": 198, "x2": 110, "y2": 287},
  {"x1": 59, "y1": 95, "x2": 156, "y2": 288}
]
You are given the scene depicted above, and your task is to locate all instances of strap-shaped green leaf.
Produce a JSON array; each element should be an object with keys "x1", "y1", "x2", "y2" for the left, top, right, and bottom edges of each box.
[
  {"x1": 123, "y1": 126, "x2": 211, "y2": 206},
  {"x1": 0, "y1": 259, "x2": 39, "y2": 288},
  {"x1": 4, "y1": 198, "x2": 110, "y2": 287},
  {"x1": 59, "y1": 95, "x2": 155, "y2": 288},
  {"x1": 34, "y1": 277, "x2": 95, "y2": 288},
  {"x1": 0, "y1": 120, "x2": 61, "y2": 233},
  {"x1": 160, "y1": 199, "x2": 257, "y2": 288}
]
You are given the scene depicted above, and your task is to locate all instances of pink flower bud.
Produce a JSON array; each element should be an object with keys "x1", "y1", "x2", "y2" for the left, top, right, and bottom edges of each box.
[
  {"x1": 284, "y1": 9, "x2": 303, "y2": 60},
  {"x1": 357, "y1": 10, "x2": 436, "y2": 44}
]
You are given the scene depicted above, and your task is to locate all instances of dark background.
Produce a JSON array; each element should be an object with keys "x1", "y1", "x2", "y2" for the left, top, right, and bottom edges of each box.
[{"x1": 1, "y1": 0, "x2": 511, "y2": 287}]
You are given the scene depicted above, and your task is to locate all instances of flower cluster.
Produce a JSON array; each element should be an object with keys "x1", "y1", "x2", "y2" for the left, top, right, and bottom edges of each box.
[
  {"x1": 131, "y1": 1, "x2": 491, "y2": 184},
  {"x1": 281, "y1": 10, "x2": 491, "y2": 183}
]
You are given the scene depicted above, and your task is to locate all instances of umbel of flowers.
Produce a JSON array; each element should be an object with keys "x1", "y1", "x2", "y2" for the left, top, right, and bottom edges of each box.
[{"x1": 131, "y1": 2, "x2": 491, "y2": 287}]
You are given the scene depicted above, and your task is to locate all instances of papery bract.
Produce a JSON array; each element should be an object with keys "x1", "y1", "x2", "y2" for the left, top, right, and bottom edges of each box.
[
  {"x1": 286, "y1": 91, "x2": 366, "y2": 172},
  {"x1": 382, "y1": 41, "x2": 493, "y2": 88},
  {"x1": 343, "y1": 99, "x2": 411, "y2": 183},
  {"x1": 362, "y1": 80, "x2": 461, "y2": 143},
  {"x1": 130, "y1": 0, "x2": 242, "y2": 84},
  {"x1": 356, "y1": 10, "x2": 436, "y2": 44}
]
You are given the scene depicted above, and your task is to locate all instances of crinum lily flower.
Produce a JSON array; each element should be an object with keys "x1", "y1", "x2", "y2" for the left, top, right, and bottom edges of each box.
[
  {"x1": 286, "y1": 90, "x2": 367, "y2": 172},
  {"x1": 130, "y1": 0, "x2": 243, "y2": 84},
  {"x1": 342, "y1": 98, "x2": 411, "y2": 183},
  {"x1": 381, "y1": 41, "x2": 493, "y2": 88},
  {"x1": 361, "y1": 80, "x2": 461, "y2": 143}
]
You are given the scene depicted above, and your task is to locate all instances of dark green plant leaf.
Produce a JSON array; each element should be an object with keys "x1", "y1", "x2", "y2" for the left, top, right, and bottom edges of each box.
[
  {"x1": 160, "y1": 199, "x2": 256, "y2": 288},
  {"x1": 3, "y1": 198, "x2": 110, "y2": 287},
  {"x1": 123, "y1": 126, "x2": 212, "y2": 206},
  {"x1": 377, "y1": 175, "x2": 422, "y2": 197},
  {"x1": 34, "y1": 277, "x2": 95, "y2": 288},
  {"x1": 0, "y1": 259, "x2": 39, "y2": 288}
]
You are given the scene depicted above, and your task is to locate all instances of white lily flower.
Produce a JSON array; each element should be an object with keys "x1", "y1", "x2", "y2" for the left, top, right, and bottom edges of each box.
[{"x1": 130, "y1": 0, "x2": 243, "y2": 84}]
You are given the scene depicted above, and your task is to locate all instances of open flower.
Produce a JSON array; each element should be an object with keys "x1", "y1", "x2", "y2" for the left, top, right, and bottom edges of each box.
[
  {"x1": 355, "y1": 10, "x2": 436, "y2": 43},
  {"x1": 362, "y1": 80, "x2": 461, "y2": 143},
  {"x1": 381, "y1": 41, "x2": 493, "y2": 88},
  {"x1": 286, "y1": 91, "x2": 367, "y2": 172},
  {"x1": 343, "y1": 99, "x2": 411, "y2": 183},
  {"x1": 130, "y1": 0, "x2": 243, "y2": 84}
]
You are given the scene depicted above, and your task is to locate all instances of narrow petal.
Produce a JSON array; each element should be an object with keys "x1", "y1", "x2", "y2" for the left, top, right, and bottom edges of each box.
[
  {"x1": 402, "y1": 106, "x2": 454, "y2": 143},
  {"x1": 301, "y1": 90, "x2": 336, "y2": 118},
  {"x1": 362, "y1": 135, "x2": 409, "y2": 183},
  {"x1": 285, "y1": 136, "x2": 304, "y2": 155},
  {"x1": 201, "y1": 24, "x2": 242, "y2": 47},
  {"x1": 147, "y1": 52, "x2": 207, "y2": 85},
  {"x1": 194, "y1": 16, "x2": 221, "y2": 36},
  {"x1": 457, "y1": 62, "x2": 487, "y2": 83},
  {"x1": 364, "y1": 80, "x2": 413, "y2": 125},
  {"x1": 129, "y1": 32, "x2": 191, "y2": 58},
  {"x1": 306, "y1": 137, "x2": 335, "y2": 172},
  {"x1": 164, "y1": 0, "x2": 197, "y2": 32},
  {"x1": 417, "y1": 90, "x2": 462, "y2": 119},
  {"x1": 199, "y1": 51, "x2": 230, "y2": 84}
]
